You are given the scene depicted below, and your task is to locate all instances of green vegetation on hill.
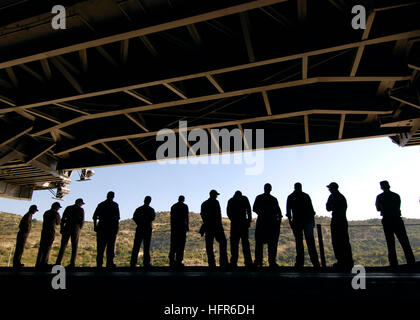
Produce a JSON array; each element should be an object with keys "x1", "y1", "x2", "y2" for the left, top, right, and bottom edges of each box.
[{"x1": 1, "y1": 212, "x2": 419, "y2": 267}]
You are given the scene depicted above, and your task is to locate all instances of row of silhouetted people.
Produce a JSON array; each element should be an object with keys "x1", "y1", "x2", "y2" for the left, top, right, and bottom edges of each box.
[{"x1": 12, "y1": 180, "x2": 416, "y2": 271}]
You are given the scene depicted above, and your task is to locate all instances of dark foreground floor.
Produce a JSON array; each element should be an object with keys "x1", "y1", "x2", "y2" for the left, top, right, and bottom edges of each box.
[{"x1": 1, "y1": 265, "x2": 419, "y2": 318}]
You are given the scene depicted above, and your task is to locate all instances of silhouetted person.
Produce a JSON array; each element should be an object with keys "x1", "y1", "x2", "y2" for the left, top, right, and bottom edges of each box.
[
  {"x1": 13, "y1": 205, "x2": 38, "y2": 268},
  {"x1": 200, "y1": 190, "x2": 228, "y2": 268},
  {"x1": 93, "y1": 192, "x2": 120, "y2": 268},
  {"x1": 376, "y1": 180, "x2": 415, "y2": 267},
  {"x1": 131, "y1": 196, "x2": 156, "y2": 268},
  {"x1": 36, "y1": 202, "x2": 62, "y2": 268},
  {"x1": 227, "y1": 191, "x2": 253, "y2": 268},
  {"x1": 253, "y1": 183, "x2": 282, "y2": 268},
  {"x1": 169, "y1": 195, "x2": 189, "y2": 268},
  {"x1": 56, "y1": 198, "x2": 85, "y2": 267},
  {"x1": 326, "y1": 182, "x2": 353, "y2": 271},
  {"x1": 287, "y1": 183, "x2": 320, "y2": 269}
]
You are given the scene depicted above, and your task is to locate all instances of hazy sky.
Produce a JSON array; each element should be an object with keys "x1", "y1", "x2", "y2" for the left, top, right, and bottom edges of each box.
[{"x1": 0, "y1": 137, "x2": 418, "y2": 221}]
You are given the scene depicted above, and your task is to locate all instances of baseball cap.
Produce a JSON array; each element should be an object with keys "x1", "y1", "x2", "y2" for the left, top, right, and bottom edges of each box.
[
  {"x1": 210, "y1": 189, "x2": 220, "y2": 196},
  {"x1": 326, "y1": 182, "x2": 339, "y2": 189}
]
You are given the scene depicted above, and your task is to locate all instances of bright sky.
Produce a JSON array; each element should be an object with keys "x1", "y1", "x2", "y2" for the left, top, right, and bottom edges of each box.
[{"x1": 0, "y1": 137, "x2": 419, "y2": 221}]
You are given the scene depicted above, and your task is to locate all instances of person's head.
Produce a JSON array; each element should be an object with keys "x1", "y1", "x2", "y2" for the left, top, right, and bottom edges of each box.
[
  {"x1": 144, "y1": 196, "x2": 152, "y2": 205},
  {"x1": 380, "y1": 180, "x2": 390, "y2": 191},
  {"x1": 264, "y1": 183, "x2": 272, "y2": 194},
  {"x1": 209, "y1": 189, "x2": 219, "y2": 199},
  {"x1": 294, "y1": 182, "x2": 302, "y2": 192},
  {"x1": 51, "y1": 202, "x2": 62, "y2": 211},
  {"x1": 178, "y1": 195, "x2": 185, "y2": 203},
  {"x1": 327, "y1": 182, "x2": 339, "y2": 193},
  {"x1": 234, "y1": 190, "x2": 242, "y2": 198},
  {"x1": 28, "y1": 205, "x2": 38, "y2": 214},
  {"x1": 106, "y1": 191, "x2": 115, "y2": 200},
  {"x1": 75, "y1": 198, "x2": 85, "y2": 207}
]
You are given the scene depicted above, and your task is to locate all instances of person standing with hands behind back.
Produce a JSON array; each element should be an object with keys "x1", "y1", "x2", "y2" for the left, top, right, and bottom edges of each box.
[
  {"x1": 131, "y1": 196, "x2": 156, "y2": 268},
  {"x1": 93, "y1": 191, "x2": 120, "y2": 269},
  {"x1": 326, "y1": 182, "x2": 353, "y2": 272}
]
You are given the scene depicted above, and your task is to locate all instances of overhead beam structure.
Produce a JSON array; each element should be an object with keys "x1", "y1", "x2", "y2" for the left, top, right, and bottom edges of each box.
[{"x1": 0, "y1": 0, "x2": 418, "y2": 199}]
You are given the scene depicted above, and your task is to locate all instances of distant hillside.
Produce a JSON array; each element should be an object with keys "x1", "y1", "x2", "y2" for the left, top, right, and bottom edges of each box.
[{"x1": 1, "y1": 212, "x2": 419, "y2": 267}]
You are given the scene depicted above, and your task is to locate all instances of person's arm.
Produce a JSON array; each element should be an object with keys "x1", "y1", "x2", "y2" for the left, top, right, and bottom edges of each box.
[
  {"x1": 116, "y1": 204, "x2": 120, "y2": 221},
  {"x1": 80, "y1": 208, "x2": 85, "y2": 229},
  {"x1": 185, "y1": 205, "x2": 189, "y2": 232},
  {"x1": 133, "y1": 209, "x2": 139, "y2": 225},
  {"x1": 200, "y1": 203, "x2": 207, "y2": 224},
  {"x1": 245, "y1": 197, "x2": 252, "y2": 224},
  {"x1": 326, "y1": 196, "x2": 333, "y2": 212},
  {"x1": 307, "y1": 195, "x2": 316, "y2": 216},
  {"x1": 375, "y1": 195, "x2": 381, "y2": 212},
  {"x1": 286, "y1": 195, "x2": 292, "y2": 220},
  {"x1": 275, "y1": 199, "x2": 282, "y2": 219},
  {"x1": 226, "y1": 199, "x2": 231, "y2": 220},
  {"x1": 60, "y1": 208, "x2": 68, "y2": 229},
  {"x1": 19, "y1": 215, "x2": 27, "y2": 231},
  {"x1": 252, "y1": 196, "x2": 260, "y2": 216},
  {"x1": 93, "y1": 204, "x2": 100, "y2": 231},
  {"x1": 56, "y1": 212, "x2": 61, "y2": 225},
  {"x1": 151, "y1": 208, "x2": 156, "y2": 221}
]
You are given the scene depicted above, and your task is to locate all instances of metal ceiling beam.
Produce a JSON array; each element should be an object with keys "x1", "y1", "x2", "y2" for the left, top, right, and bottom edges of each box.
[
  {"x1": 350, "y1": 12, "x2": 376, "y2": 77},
  {"x1": 2, "y1": 29, "x2": 418, "y2": 116},
  {"x1": 186, "y1": 24, "x2": 202, "y2": 45},
  {"x1": 163, "y1": 83, "x2": 187, "y2": 99},
  {"x1": 206, "y1": 75, "x2": 224, "y2": 93},
  {"x1": 304, "y1": 114, "x2": 309, "y2": 143},
  {"x1": 50, "y1": 57, "x2": 83, "y2": 94},
  {"x1": 19, "y1": 64, "x2": 45, "y2": 82},
  {"x1": 240, "y1": 12, "x2": 255, "y2": 62},
  {"x1": 126, "y1": 138, "x2": 148, "y2": 161},
  {"x1": 390, "y1": 95, "x2": 420, "y2": 110},
  {"x1": 6, "y1": 67, "x2": 18, "y2": 87},
  {"x1": 121, "y1": 39, "x2": 130, "y2": 64},
  {"x1": 238, "y1": 124, "x2": 249, "y2": 149},
  {"x1": 297, "y1": 0, "x2": 307, "y2": 23},
  {"x1": 53, "y1": 102, "x2": 90, "y2": 115},
  {"x1": 262, "y1": 91, "x2": 272, "y2": 115},
  {"x1": 54, "y1": 108, "x2": 394, "y2": 155},
  {"x1": 338, "y1": 114, "x2": 346, "y2": 139},
  {"x1": 101, "y1": 142, "x2": 125, "y2": 163},
  {"x1": 125, "y1": 113, "x2": 149, "y2": 132},
  {"x1": 40, "y1": 59, "x2": 52, "y2": 80},
  {"x1": 79, "y1": 49, "x2": 88, "y2": 72},
  {"x1": 0, "y1": 125, "x2": 33, "y2": 147},
  {"x1": 398, "y1": 118, "x2": 420, "y2": 146},
  {"x1": 0, "y1": 0, "x2": 289, "y2": 70},
  {"x1": 30, "y1": 76, "x2": 405, "y2": 137},
  {"x1": 123, "y1": 90, "x2": 153, "y2": 105}
]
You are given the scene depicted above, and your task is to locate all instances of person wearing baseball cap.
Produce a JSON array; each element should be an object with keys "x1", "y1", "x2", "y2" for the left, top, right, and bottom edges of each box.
[
  {"x1": 376, "y1": 180, "x2": 415, "y2": 267},
  {"x1": 200, "y1": 189, "x2": 228, "y2": 269},
  {"x1": 13, "y1": 205, "x2": 38, "y2": 268},
  {"x1": 36, "y1": 202, "x2": 62, "y2": 268},
  {"x1": 326, "y1": 182, "x2": 353, "y2": 272},
  {"x1": 56, "y1": 198, "x2": 86, "y2": 267}
]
